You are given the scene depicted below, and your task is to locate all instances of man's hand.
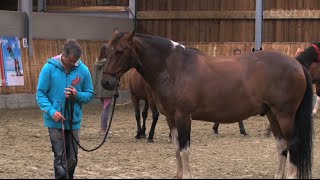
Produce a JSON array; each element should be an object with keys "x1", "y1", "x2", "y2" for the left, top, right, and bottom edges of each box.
[
  {"x1": 65, "y1": 85, "x2": 78, "y2": 98},
  {"x1": 53, "y1": 112, "x2": 65, "y2": 122}
]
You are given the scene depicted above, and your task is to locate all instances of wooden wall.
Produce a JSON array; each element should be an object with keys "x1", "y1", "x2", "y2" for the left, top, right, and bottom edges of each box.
[
  {"x1": 137, "y1": 0, "x2": 320, "y2": 42},
  {"x1": 0, "y1": 39, "x2": 310, "y2": 94},
  {"x1": 46, "y1": 0, "x2": 129, "y2": 6},
  {"x1": 37, "y1": 0, "x2": 320, "y2": 42}
]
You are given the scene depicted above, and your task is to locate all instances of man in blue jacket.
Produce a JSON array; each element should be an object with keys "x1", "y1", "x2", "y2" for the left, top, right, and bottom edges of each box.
[{"x1": 36, "y1": 39, "x2": 94, "y2": 179}]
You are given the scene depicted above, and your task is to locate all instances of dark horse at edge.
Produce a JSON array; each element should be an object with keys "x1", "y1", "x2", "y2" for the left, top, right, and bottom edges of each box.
[{"x1": 102, "y1": 31, "x2": 314, "y2": 179}]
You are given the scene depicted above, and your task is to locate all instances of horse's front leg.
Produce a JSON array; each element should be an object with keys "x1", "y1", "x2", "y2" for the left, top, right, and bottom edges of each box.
[
  {"x1": 147, "y1": 100, "x2": 159, "y2": 143},
  {"x1": 175, "y1": 111, "x2": 192, "y2": 179},
  {"x1": 212, "y1": 122, "x2": 219, "y2": 134},
  {"x1": 166, "y1": 115, "x2": 183, "y2": 179},
  {"x1": 141, "y1": 100, "x2": 149, "y2": 138}
]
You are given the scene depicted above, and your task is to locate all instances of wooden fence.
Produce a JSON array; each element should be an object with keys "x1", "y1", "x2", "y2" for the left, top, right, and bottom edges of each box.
[
  {"x1": 0, "y1": 39, "x2": 311, "y2": 94},
  {"x1": 136, "y1": 0, "x2": 320, "y2": 42}
]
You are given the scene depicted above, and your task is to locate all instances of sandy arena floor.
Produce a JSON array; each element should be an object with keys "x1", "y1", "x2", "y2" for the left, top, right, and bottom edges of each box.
[{"x1": 1, "y1": 103, "x2": 320, "y2": 179}]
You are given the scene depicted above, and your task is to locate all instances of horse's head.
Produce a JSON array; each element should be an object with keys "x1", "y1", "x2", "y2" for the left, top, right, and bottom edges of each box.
[
  {"x1": 101, "y1": 31, "x2": 140, "y2": 91},
  {"x1": 311, "y1": 43, "x2": 320, "y2": 66}
]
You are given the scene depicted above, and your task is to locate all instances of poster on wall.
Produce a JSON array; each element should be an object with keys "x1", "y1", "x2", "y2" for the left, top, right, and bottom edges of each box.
[
  {"x1": 0, "y1": 37, "x2": 4, "y2": 86},
  {"x1": 1, "y1": 36, "x2": 24, "y2": 86}
]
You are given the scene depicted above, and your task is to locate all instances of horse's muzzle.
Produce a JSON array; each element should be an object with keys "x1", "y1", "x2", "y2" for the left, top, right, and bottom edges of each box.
[{"x1": 101, "y1": 76, "x2": 118, "y2": 91}]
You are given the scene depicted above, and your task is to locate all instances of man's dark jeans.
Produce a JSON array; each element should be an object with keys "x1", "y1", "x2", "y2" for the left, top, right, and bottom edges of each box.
[{"x1": 49, "y1": 128, "x2": 79, "y2": 179}]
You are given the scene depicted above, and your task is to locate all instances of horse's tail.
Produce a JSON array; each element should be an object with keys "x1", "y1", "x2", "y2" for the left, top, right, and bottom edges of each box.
[{"x1": 292, "y1": 66, "x2": 313, "y2": 179}]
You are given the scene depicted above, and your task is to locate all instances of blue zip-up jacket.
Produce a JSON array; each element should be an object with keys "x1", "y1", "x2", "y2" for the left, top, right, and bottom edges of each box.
[{"x1": 36, "y1": 54, "x2": 94, "y2": 130}]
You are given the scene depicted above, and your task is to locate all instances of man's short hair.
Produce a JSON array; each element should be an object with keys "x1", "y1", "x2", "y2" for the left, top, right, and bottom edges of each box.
[
  {"x1": 62, "y1": 39, "x2": 83, "y2": 60},
  {"x1": 233, "y1": 48, "x2": 241, "y2": 54}
]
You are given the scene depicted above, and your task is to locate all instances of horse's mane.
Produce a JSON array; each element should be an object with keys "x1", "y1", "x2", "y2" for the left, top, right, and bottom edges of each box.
[
  {"x1": 112, "y1": 32, "x2": 194, "y2": 52},
  {"x1": 111, "y1": 32, "x2": 172, "y2": 47},
  {"x1": 111, "y1": 32, "x2": 209, "y2": 60}
]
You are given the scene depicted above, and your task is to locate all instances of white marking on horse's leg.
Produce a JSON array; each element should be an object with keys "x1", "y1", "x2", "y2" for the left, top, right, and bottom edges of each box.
[
  {"x1": 287, "y1": 153, "x2": 298, "y2": 179},
  {"x1": 274, "y1": 139, "x2": 287, "y2": 179},
  {"x1": 180, "y1": 147, "x2": 191, "y2": 179},
  {"x1": 171, "y1": 128, "x2": 183, "y2": 179},
  {"x1": 313, "y1": 95, "x2": 320, "y2": 116}
]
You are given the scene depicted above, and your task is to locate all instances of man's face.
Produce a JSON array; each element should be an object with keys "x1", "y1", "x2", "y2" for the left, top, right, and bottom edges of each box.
[
  {"x1": 63, "y1": 54, "x2": 78, "y2": 69},
  {"x1": 234, "y1": 51, "x2": 241, "y2": 56}
]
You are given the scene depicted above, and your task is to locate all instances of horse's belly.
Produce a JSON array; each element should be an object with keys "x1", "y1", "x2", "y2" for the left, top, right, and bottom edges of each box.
[
  {"x1": 191, "y1": 113, "x2": 246, "y2": 123},
  {"x1": 191, "y1": 107, "x2": 259, "y2": 123}
]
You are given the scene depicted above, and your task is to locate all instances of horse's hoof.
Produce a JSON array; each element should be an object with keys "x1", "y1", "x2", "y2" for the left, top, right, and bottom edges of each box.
[
  {"x1": 264, "y1": 133, "x2": 271, "y2": 138},
  {"x1": 140, "y1": 134, "x2": 147, "y2": 138},
  {"x1": 175, "y1": 172, "x2": 183, "y2": 179},
  {"x1": 135, "y1": 135, "x2": 142, "y2": 139},
  {"x1": 213, "y1": 129, "x2": 218, "y2": 135},
  {"x1": 147, "y1": 138, "x2": 154, "y2": 143},
  {"x1": 242, "y1": 133, "x2": 249, "y2": 137}
]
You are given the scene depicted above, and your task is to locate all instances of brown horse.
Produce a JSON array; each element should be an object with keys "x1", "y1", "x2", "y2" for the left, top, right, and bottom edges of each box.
[
  {"x1": 128, "y1": 68, "x2": 159, "y2": 143},
  {"x1": 298, "y1": 44, "x2": 320, "y2": 96},
  {"x1": 102, "y1": 31, "x2": 314, "y2": 179}
]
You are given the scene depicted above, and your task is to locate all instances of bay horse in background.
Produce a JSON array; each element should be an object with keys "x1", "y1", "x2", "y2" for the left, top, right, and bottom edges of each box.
[
  {"x1": 102, "y1": 31, "x2": 314, "y2": 179},
  {"x1": 128, "y1": 68, "x2": 159, "y2": 143}
]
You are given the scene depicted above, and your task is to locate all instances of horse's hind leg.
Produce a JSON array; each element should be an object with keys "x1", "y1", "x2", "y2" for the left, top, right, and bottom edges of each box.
[
  {"x1": 212, "y1": 122, "x2": 219, "y2": 134},
  {"x1": 266, "y1": 111, "x2": 288, "y2": 179},
  {"x1": 274, "y1": 110, "x2": 302, "y2": 179},
  {"x1": 287, "y1": 154, "x2": 298, "y2": 179},
  {"x1": 238, "y1": 121, "x2": 248, "y2": 136},
  {"x1": 140, "y1": 100, "x2": 149, "y2": 138},
  {"x1": 147, "y1": 100, "x2": 159, "y2": 143},
  {"x1": 132, "y1": 97, "x2": 143, "y2": 139}
]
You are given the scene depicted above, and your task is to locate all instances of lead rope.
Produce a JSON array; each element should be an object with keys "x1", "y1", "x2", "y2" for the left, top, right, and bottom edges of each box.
[
  {"x1": 61, "y1": 120, "x2": 69, "y2": 179},
  {"x1": 67, "y1": 84, "x2": 119, "y2": 152}
]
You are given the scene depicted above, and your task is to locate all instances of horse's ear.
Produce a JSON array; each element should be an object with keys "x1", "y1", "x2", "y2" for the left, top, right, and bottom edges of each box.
[
  {"x1": 110, "y1": 29, "x2": 119, "y2": 44},
  {"x1": 124, "y1": 31, "x2": 135, "y2": 42},
  {"x1": 113, "y1": 27, "x2": 119, "y2": 35}
]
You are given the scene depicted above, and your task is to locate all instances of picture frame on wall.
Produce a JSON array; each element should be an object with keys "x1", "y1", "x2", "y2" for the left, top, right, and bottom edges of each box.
[
  {"x1": 1, "y1": 36, "x2": 24, "y2": 86},
  {"x1": 0, "y1": 37, "x2": 5, "y2": 87}
]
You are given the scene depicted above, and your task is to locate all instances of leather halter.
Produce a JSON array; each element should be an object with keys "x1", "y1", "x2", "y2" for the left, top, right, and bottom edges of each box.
[{"x1": 311, "y1": 44, "x2": 320, "y2": 62}]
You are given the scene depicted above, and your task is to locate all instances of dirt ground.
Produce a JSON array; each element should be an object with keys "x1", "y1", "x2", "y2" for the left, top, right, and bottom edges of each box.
[{"x1": 1, "y1": 103, "x2": 320, "y2": 179}]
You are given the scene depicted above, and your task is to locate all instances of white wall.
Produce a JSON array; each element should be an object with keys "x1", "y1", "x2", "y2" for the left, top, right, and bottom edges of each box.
[{"x1": 0, "y1": 10, "x2": 133, "y2": 40}]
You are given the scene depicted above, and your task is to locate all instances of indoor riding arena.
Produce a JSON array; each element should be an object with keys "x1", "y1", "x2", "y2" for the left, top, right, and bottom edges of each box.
[{"x1": 1, "y1": 0, "x2": 320, "y2": 179}]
